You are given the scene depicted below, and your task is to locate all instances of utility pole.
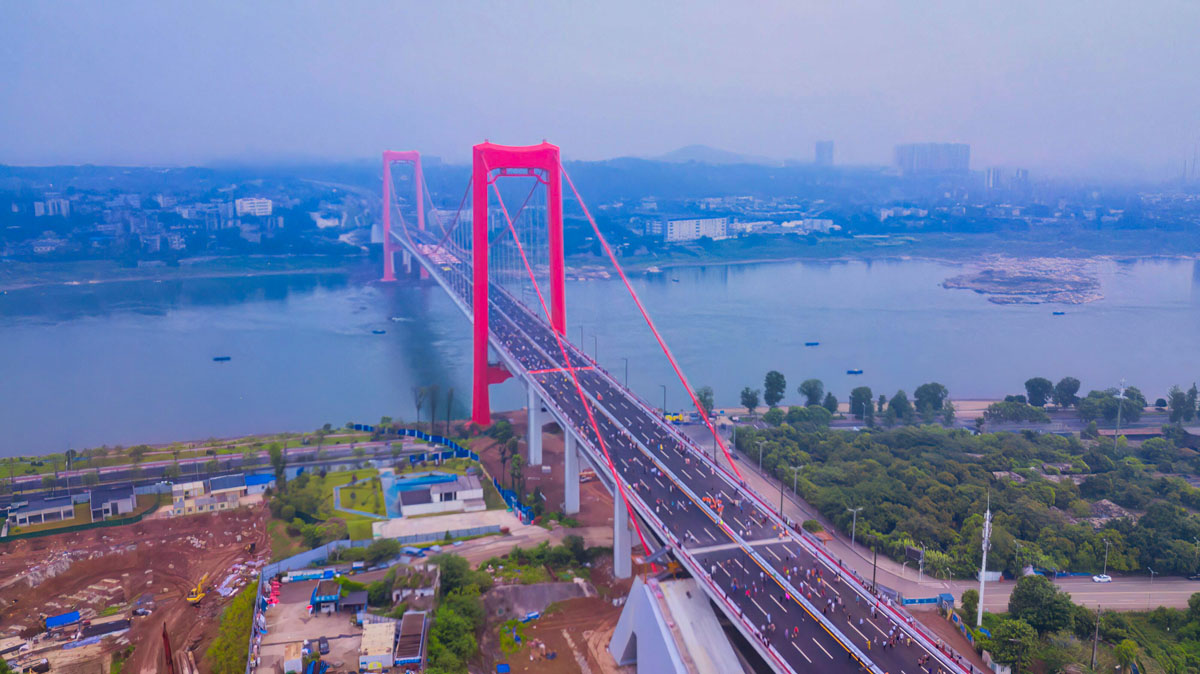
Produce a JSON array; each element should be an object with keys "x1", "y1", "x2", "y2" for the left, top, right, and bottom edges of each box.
[
  {"x1": 919, "y1": 542, "x2": 926, "y2": 582},
  {"x1": 1114, "y1": 379, "x2": 1127, "y2": 455},
  {"x1": 847, "y1": 507, "x2": 864, "y2": 547},
  {"x1": 1103, "y1": 538, "x2": 1112, "y2": 577},
  {"x1": 977, "y1": 494, "x2": 993, "y2": 628},
  {"x1": 1091, "y1": 606, "x2": 1102, "y2": 669},
  {"x1": 622, "y1": 357, "x2": 628, "y2": 388},
  {"x1": 660, "y1": 384, "x2": 667, "y2": 415},
  {"x1": 779, "y1": 468, "x2": 785, "y2": 515},
  {"x1": 872, "y1": 546, "x2": 878, "y2": 590}
]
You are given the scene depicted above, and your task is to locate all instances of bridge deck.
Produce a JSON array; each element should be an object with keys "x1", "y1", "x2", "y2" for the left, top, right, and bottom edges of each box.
[{"x1": 399, "y1": 232, "x2": 971, "y2": 674}]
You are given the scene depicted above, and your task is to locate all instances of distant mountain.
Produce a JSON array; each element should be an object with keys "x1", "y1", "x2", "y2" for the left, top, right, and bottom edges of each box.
[{"x1": 652, "y1": 144, "x2": 779, "y2": 166}]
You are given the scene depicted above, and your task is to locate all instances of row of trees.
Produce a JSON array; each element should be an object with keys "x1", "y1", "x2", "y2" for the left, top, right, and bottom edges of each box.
[
  {"x1": 846, "y1": 383, "x2": 955, "y2": 427},
  {"x1": 739, "y1": 374, "x2": 841, "y2": 417},
  {"x1": 412, "y1": 384, "x2": 457, "y2": 436}
]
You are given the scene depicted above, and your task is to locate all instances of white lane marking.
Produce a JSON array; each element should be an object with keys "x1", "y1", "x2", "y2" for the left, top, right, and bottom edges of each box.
[
  {"x1": 766, "y1": 547, "x2": 782, "y2": 562},
  {"x1": 750, "y1": 597, "x2": 768, "y2": 617},
  {"x1": 771, "y1": 594, "x2": 789, "y2": 613},
  {"x1": 847, "y1": 620, "x2": 869, "y2": 642},
  {"x1": 792, "y1": 642, "x2": 812, "y2": 664},
  {"x1": 811, "y1": 637, "x2": 833, "y2": 659}
]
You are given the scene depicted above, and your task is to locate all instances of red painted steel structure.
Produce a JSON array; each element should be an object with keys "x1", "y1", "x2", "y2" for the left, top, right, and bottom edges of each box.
[
  {"x1": 381, "y1": 150, "x2": 425, "y2": 281},
  {"x1": 470, "y1": 141, "x2": 566, "y2": 425}
]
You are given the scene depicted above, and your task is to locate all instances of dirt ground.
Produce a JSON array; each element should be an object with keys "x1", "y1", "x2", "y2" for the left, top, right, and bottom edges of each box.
[
  {"x1": 0, "y1": 506, "x2": 270, "y2": 674},
  {"x1": 473, "y1": 412, "x2": 616, "y2": 535},
  {"x1": 479, "y1": 594, "x2": 631, "y2": 674}
]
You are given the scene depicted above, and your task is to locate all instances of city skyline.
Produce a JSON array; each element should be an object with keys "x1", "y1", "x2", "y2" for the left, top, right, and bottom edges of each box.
[{"x1": 2, "y1": 2, "x2": 1199, "y2": 181}]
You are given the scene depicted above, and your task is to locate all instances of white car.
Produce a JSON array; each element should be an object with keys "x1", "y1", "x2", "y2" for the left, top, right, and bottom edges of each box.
[{"x1": 1092, "y1": 574, "x2": 1113, "y2": 583}]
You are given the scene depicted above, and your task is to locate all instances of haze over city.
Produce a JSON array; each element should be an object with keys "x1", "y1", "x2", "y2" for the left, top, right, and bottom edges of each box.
[{"x1": 3, "y1": 1, "x2": 1200, "y2": 179}]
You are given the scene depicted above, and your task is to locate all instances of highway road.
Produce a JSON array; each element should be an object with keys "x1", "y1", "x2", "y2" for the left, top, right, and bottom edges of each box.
[
  {"x1": 686, "y1": 425, "x2": 1200, "y2": 612},
  {"x1": 410, "y1": 241, "x2": 979, "y2": 674}
]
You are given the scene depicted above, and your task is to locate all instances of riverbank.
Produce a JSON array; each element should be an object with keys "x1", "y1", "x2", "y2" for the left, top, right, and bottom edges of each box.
[
  {"x1": 0, "y1": 254, "x2": 367, "y2": 292},
  {"x1": 580, "y1": 230, "x2": 1200, "y2": 274}
]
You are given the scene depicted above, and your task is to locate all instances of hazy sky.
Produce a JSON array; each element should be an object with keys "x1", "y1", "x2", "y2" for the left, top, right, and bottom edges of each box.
[{"x1": 3, "y1": 1, "x2": 1198, "y2": 178}]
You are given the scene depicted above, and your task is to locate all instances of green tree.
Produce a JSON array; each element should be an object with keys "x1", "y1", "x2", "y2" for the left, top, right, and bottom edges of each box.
[
  {"x1": 763, "y1": 408, "x2": 784, "y2": 426},
  {"x1": 960, "y1": 588, "x2": 979, "y2": 626},
  {"x1": 204, "y1": 581, "x2": 258, "y2": 674},
  {"x1": 1007, "y1": 575, "x2": 1072, "y2": 635},
  {"x1": 877, "y1": 394, "x2": 887, "y2": 414},
  {"x1": 434, "y1": 554, "x2": 473, "y2": 597},
  {"x1": 942, "y1": 400, "x2": 956, "y2": 426},
  {"x1": 740, "y1": 387, "x2": 760, "y2": 416},
  {"x1": 888, "y1": 390, "x2": 913, "y2": 423},
  {"x1": 1053, "y1": 376, "x2": 1081, "y2": 407},
  {"x1": 695, "y1": 386, "x2": 715, "y2": 418},
  {"x1": 366, "y1": 538, "x2": 402, "y2": 564},
  {"x1": 764, "y1": 370, "x2": 787, "y2": 407},
  {"x1": 509, "y1": 453, "x2": 525, "y2": 496},
  {"x1": 988, "y1": 618, "x2": 1037, "y2": 669},
  {"x1": 1187, "y1": 383, "x2": 1199, "y2": 422},
  {"x1": 498, "y1": 437, "x2": 519, "y2": 488},
  {"x1": 1024, "y1": 377, "x2": 1054, "y2": 407},
  {"x1": 914, "y1": 382, "x2": 949, "y2": 412},
  {"x1": 412, "y1": 385, "x2": 428, "y2": 431},
  {"x1": 1113, "y1": 639, "x2": 1138, "y2": 673},
  {"x1": 1168, "y1": 385, "x2": 1190, "y2": 424},
  {"x1": 822, "y1": 392, "x2": 838, "y2": 414},
  {"x1": 798, "y1": 379, "x2": 824, "y2": 407},
  {"x1": 269, "y1": 444, "x2": 286, "y2": 488},
  {"x1": 849, "y1": 386, "x2": 873, "y2": 420}
]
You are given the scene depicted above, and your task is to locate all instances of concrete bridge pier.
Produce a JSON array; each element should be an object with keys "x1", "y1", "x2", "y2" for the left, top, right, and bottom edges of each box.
[
  {"x1": 564, "y1": 432, "x2": 579, "y2": 515},
  {"x1": 527, "y1": 385, "x2": 543, "y2": 465},
  {"x1": 614, "y1": 490, "x2": 632, "y2": 578},
  {"x1": 401, "y1": 248, "x2": 413, "y2": 275}
]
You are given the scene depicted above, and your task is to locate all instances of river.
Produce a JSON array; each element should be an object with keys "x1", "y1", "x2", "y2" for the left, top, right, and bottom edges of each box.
[{"x1": 2, "y1": 257, "x2": 1199, "y2": 455}]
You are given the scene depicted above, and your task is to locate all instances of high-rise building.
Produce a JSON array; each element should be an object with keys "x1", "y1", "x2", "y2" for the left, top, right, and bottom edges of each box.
[
  {"x1": 664, "y1": 217, "x2": 728, "y2": 242},
  {"x1": 985, "y1": 167, "x2": 1004, "y2": 190},
  {"x1": 815, "y1": 140, "x2": 834, "y2": 166},
  {"x1": 893, "y1": 143, "x2": 970, "y2": 174},
  {"x1": 235, "y1": 197, "x2": 273, "y2": 217}
]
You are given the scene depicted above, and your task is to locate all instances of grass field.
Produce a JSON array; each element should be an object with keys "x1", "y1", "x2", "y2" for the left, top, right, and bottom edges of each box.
[{"x1": 267, "y1": 519, "x2": 306, "y2": 562}]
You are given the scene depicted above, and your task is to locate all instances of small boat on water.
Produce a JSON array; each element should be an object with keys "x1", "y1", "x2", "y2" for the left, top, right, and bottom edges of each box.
[
  {"x1": 372, "y1": 329, "x2": 386, "y2": 335},
  {"x1": 846, "y1": 368, "x2": 864, "y2": 375},
  {"x1": 671, "y1": 278, "x2": 680, "y2": 283},
  {"x1": 1052, "y1": 311, "x2": 1066, "y2": 316},
  {"x1": 212, "y1": 356, "x2": 232, "y2": 362},
  {"x1": 646, "y1": 266, "x2": 663, "y2": 274},
  {"x1": 805, "y1": 341, "x2": 820, "y2": 347}
]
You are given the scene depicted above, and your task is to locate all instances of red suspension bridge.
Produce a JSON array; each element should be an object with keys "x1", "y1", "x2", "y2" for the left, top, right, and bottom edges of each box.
[{"x1": 381, "y1": 143, "x2": 975, "y2": 674}]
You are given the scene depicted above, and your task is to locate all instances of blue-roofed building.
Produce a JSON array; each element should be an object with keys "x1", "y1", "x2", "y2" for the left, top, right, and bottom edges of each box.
[
  {"x1": 244, "y1": 473, "x2": 276, "y2": 495},
  {"x1": 207, "y1": 474, "x2": 246, "y2": 496},
  {"x1": 7, "y1": 495, "x2": 78, "y2": 528},
  {"x1": 89, "y1": 486, "x2": 136, "y2": 522}
]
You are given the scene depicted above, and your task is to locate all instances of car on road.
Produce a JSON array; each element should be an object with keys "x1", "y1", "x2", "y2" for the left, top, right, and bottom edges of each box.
[
  {"x1": 318, "y1": 637, "x2": 330, "y2": 655},
  {"x1": 1189, "y1": 574, "x2": 1200, "y2": 581},
  {"x1": 1092, "y1": 574, "x2": 1113, "y2": 583}
]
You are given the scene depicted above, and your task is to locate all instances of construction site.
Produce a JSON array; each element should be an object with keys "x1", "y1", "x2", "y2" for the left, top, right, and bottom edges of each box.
[{"x1": 0, "y1": 505, "x2": 270, "y2": 674}]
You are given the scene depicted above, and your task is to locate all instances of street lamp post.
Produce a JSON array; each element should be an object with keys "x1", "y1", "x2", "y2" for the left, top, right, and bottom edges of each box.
[
  {"x1": 757, "y1": 440, "x2": 764, "y2": 472},
  {"x1": 1103, "y1": 538, "x2": 1112, "y2": 577},
  {"x1": 621, "y1": 357, "x2": 629, "y2": 388},
  {"x1": 660, "y1": 384, "x2": 667, "y2": 415},
  {"x1": 1114, "y1": 380, "x2": 1127, "y2": 455},
  {"x1": 779, "y1": 468, "x2": 785, "y2": 515},
  {"x1": 593, "y1": 335, "x2": 598, "y2": 361},
  {"x1": 847, "y1": 507, "x2": 864, "y2": 547}
]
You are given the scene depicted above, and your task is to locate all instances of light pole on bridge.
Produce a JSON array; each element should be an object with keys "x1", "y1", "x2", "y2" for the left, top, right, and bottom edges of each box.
[
  {"x1": 621, "y1": 357, "x2": 628, "y2": 388},
  {"x1": 660, "y1": 384, "x2": 667, "y2": 415},
  {"x1": 847, "y1": 507, "x2": 864, "y2": 547}
]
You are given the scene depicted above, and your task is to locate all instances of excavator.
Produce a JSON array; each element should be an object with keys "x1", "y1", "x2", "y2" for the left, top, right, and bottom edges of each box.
[{"x1": 185, "y1": 573, "x2": 209, "y2": 606}]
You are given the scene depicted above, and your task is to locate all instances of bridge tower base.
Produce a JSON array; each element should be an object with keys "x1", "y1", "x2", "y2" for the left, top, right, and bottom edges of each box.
[
  {"x1": 527, "y1": 386, "x2": 543, "y2": 465},
  {"x1": 564, "y1": 432, "x2": 579, "y2": 515},
  {"x1": 614, "y1": 491, "x2": 632, "y2": 579}
]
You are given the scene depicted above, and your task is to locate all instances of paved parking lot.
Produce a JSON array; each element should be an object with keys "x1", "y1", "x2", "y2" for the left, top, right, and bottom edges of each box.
[{"x1": 259, "y1": 579, "x2": 362, "y2": 672}]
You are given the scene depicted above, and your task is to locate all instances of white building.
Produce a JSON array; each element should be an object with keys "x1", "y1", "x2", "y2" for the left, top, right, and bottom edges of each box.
[
  {"x1": 398, "y1": 475, "x2": 485, "y2": 517},
  {"x1": 664, "y1": 217, "x2": 728, "y2": 242},
  {"x1": 359, "y1": 621, "x2": 397, "y2": 672},
  {"x1": 780, "y1": 218, "x2": 838, "y2": 234},
  {"x1": 235, "y1": 197, "x2": 273, "y2": 217}
]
